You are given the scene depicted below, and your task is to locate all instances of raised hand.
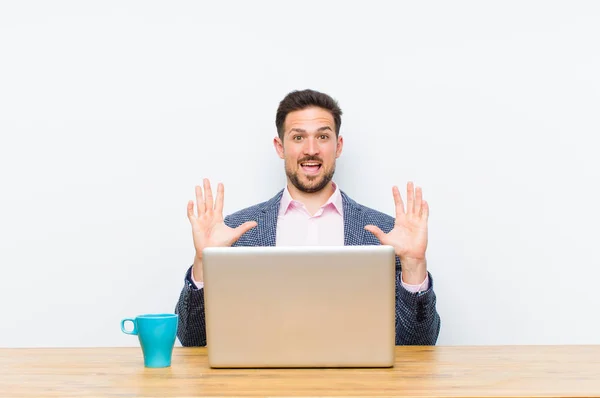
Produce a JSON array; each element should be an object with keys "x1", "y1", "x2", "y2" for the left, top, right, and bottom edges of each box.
[
  {"x1": 365, "y1": 182, "x2": 429, "y2": 283},
  {"x1": 188, "y1": 179, "x2": 257, "y2": 281}
]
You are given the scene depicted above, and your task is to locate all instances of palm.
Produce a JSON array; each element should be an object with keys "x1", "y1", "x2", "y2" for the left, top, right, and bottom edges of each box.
[
  {"x1": 188, "y1": 180, "x2": 257, "y2": 257},
  {"x1": 387, "y1": 211, "x2": 428, "y2": 260},
  {"x1": 365, "y1": 182, "x2": 429, "y2": 261}
]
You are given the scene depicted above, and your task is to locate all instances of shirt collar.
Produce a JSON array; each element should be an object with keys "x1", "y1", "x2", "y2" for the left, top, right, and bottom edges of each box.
[{"x1": 279, "y1": 182, "x2": 343, "y2": 216}]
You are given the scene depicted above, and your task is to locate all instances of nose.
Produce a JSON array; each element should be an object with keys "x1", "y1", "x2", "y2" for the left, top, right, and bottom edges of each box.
[{"x1": 303, "y1": 136, "x2": 320, "y2": 156}]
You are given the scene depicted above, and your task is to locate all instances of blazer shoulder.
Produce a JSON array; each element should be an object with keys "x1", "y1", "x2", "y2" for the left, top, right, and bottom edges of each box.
[
  {"x1": 224, "y1": 202, "x2": 264, "y2": 228},
  {"x1": 224, "y1": 190, "x2": 283, "y2": 228},
  {"x1": 362, "y1": 205, "x2": 395, "y2": 232},
  {"x1": 342, "y1": 192, "x2": 395, "y2": 233}
]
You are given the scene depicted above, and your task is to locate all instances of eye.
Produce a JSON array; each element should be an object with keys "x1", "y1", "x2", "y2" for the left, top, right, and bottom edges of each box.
[
  {"x1": 293, "y1": 135, "x2": 303, "y2": 141},
  {"x1": 319, "y1": 134, "x2": 329, "y2": 139}
]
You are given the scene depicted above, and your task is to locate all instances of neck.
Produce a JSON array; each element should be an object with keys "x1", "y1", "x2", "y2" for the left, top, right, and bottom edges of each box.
[{"x1": 286, "y1": 181, "x2": 335, "y2": 215}]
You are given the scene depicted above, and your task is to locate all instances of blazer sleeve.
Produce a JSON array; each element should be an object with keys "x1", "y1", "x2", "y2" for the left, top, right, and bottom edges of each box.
[
  {"x1": 394, "y1": 256, "x2": 441, "y2": 345},
  {"x1": 174, "y1": 215, "x2": 239, "y2": 347},
  {"x1": 174, "y1": 265, "x2": 207, "y2": 346}
]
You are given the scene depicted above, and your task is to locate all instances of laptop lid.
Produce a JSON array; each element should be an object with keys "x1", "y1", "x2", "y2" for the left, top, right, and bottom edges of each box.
[{"x1": 203, "y1": 245, "x2": 396, "y2": 368}]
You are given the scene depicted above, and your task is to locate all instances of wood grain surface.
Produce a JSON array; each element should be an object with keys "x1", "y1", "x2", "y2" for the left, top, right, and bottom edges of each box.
[{"x1": 1, "y1": 345, "x2": 599, "y2": 397}]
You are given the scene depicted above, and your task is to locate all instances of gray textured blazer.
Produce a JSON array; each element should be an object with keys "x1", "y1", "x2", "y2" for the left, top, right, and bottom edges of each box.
[{"x1": 175, "y1": 189, "x2": 441, "y2": 346}]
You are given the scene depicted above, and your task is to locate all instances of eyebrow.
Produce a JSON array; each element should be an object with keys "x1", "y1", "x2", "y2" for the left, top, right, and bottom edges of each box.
[{"x1": 288, "y1": 126, "x2": 333, "y2": 135}]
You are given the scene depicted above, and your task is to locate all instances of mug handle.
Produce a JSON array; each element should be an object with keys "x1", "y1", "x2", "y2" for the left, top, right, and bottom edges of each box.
[{"x1": 121, "y1": 318, "x2": 137, "y2": 335}]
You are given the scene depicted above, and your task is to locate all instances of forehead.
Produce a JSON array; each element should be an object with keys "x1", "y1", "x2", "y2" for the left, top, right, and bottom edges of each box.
[{"x1": 283, "y1": 107, "x2": 335, "y2": 132}]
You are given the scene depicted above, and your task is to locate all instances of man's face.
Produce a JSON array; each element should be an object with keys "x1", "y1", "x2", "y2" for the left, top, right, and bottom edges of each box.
[{"x1": 274, "y1": 106, "x2": 343, "y2": 193}]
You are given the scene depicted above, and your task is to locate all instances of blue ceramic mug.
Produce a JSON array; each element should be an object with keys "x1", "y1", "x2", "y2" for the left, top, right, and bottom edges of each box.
[{"x1": 121, "y1": 313, "x2": 178, "y2": 368}]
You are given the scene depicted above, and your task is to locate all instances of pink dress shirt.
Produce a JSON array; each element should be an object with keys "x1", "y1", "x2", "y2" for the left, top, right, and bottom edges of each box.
[{"x1": 193, "y1": 183, "x2": 429, "y2": 292}]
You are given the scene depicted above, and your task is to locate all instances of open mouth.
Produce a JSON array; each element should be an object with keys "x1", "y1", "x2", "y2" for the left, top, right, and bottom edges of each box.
[{"x1": 300, "y1": 162, "x2": 322, "y2": 175}]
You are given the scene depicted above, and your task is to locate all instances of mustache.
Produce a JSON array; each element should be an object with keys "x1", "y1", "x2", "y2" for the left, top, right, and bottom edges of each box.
[{"x1": 298, "y1": 156, "x2": 323, "y2": 164}]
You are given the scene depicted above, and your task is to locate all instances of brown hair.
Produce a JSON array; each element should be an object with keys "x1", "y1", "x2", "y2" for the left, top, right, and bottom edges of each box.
[{"x1": 275, "y1": 89, "x2": 343, "y2": 140}]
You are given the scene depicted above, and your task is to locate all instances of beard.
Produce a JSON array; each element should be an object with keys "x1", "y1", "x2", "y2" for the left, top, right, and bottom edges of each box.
[{"x1": 286, "y1": 158, "x2": 336, "y2": 193}]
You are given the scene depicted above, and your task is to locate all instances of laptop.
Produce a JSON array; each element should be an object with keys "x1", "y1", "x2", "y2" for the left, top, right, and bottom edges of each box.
[{"x1": 202, "y1": 245, "x2": 397, "y2": 368}]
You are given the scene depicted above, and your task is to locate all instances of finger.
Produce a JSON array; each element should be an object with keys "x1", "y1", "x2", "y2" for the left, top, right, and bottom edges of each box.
[
  {"x1": 195, "y1": 185, "x2": 205, "y2": 216},
  {"x1": 187, "y1": 200, "x2": 195, "y2": 219},
  {"x1": 393, "y1": 186, "x2": 406, "y2": 221},
  {"x1": 234, "y1": 221, "x2": 258, "y2": 239},
  {"x1": 214, "y1": 183, "x2": 224, "y2": 215},
  {"x1": 406, "y1": 181, "x2": 415, "y2": 215},
  {"x1": 364, "y1": 225, "x2": 386, "y2": 243},
  {"x1": 414, "y1": 186, "x2": 423, "y2": 216},
  {"x1": 422, "y1": 200, "x2": 429, "y2": 219},
  {"x1": 204, "y1": 179, "x2": 214, "y2": 214}
]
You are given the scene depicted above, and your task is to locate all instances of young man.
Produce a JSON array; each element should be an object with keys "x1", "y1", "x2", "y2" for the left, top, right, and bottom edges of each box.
[{"x1": 175, "y1": 89, "x2": 441, "y2": 346}]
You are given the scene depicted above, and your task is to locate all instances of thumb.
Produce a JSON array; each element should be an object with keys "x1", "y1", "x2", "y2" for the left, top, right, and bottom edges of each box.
[
  {"x1": 364, "y1": 225, "x2": 387, "y2": 243},
  {"x1": 234, "y1": 221, "x2": 258, "y2": 238}
]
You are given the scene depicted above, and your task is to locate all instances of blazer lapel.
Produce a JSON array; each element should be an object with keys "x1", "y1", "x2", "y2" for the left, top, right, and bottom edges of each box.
[
  {"x1": 341, "y1": 191, "x2": 365, "y2": 246},
  {"x1": 256, "y1": 190, "x2": 283, "y2": 247},
  {"x1": 253, "y1": 189, "x2": 365, "y2": 247}
]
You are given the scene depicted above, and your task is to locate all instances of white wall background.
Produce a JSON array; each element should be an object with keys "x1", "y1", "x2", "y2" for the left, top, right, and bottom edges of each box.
[{"x1": 1, "y1": 0, "x2": 599, "y2": 348}]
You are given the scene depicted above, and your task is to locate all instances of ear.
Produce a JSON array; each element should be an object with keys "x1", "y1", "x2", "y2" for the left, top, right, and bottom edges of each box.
[
  {"x1": 274, "y1": 136, "x2": 285, "y2": 159},
  {"x1": 335, "y1": 135, "x2": 344, "y2": 158}
]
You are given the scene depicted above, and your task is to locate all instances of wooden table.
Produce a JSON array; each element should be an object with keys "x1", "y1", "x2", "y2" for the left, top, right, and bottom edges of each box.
[{"x1": 1, "y1": 346, "x2": 599, "y2": 397}]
